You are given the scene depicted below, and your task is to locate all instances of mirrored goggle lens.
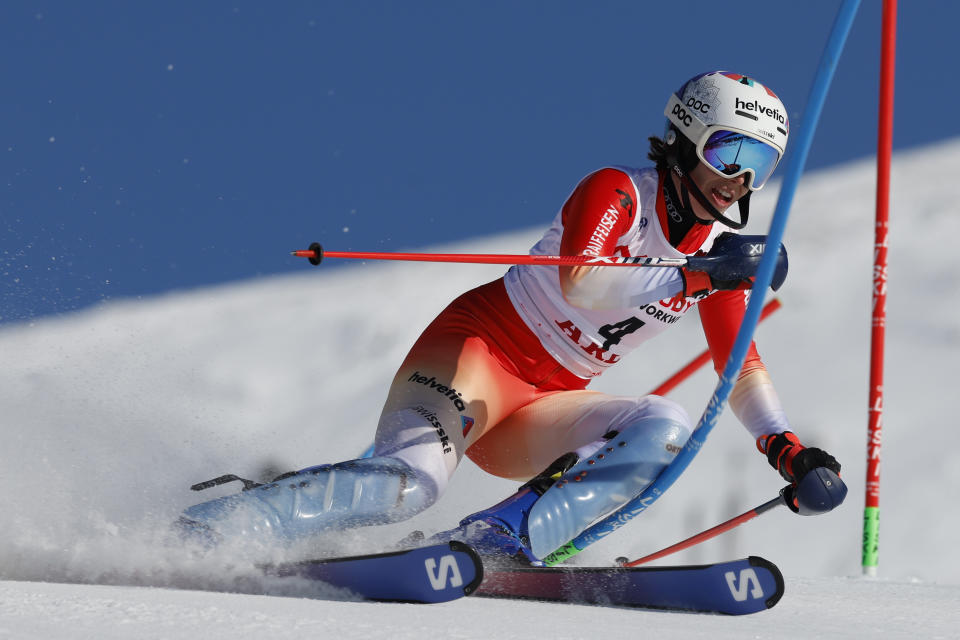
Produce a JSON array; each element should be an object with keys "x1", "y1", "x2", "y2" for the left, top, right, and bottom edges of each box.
[{"x1": 700, "y1": 130, "x2": 781, "y2": 189}]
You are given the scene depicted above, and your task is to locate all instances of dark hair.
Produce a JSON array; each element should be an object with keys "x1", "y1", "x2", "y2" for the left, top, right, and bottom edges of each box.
[
  {"x1": 647, "y1": 135, "x2": 670, "y2": 170},
  {"x1": 649, "y1": 128, "x2": 700, "y2": 174}
]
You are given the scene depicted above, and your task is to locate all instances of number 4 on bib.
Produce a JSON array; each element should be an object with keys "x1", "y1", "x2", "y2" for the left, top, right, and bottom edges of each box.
[{"x1": 599, "y1": 317, "x2": 645, "y2": 350}]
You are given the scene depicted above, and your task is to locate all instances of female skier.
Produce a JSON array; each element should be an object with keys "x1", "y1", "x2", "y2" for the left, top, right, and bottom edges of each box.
[{"x1": 180, "y1": 71, "x2": 843, "y2": 561}]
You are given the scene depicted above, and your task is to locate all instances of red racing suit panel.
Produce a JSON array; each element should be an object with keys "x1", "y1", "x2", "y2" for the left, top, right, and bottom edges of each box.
[
  {"x1": 559, "y1": 167, "x2": 637, "y2": 257},
  {"x1": 697, "y1": 289, "x2": 766, "y2": 378},
  {"x1": 504, "y1": 166, "x2": 728, "y2": 378}
]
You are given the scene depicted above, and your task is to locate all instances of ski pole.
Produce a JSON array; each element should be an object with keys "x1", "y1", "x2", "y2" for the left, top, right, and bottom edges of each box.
[
  {"x1": 619, "y1": 491, "x2": 788, "y2": 567},
  {"x1": 292, "y1": 242, "x2": 689, "y2": 268}
]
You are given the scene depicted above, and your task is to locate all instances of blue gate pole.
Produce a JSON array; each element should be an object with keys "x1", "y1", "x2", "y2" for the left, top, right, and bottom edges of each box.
[{"x1": 544, "y1": 0, "x2": 863, "y2": 566}]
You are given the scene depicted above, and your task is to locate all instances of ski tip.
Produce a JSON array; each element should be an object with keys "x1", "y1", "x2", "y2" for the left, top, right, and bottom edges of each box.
[
  {"x1": 748, "y1": 555, "x2": 785, "y2": 609},
  {"x1": 449, "y1": 541, "x2": 485, "y2": 596}
]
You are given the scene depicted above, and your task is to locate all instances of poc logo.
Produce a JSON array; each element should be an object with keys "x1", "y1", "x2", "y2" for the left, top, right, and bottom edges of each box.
[
  {"x1": 425, "y1": 554, "x2": 463, "y2": 590},
  {"x1": 686, "y1": 97, "x2": 711, "y2": 113},
  {"x1": 671, "y1": 103, "x2": 694, "y2": 127},
  {"x1": 724, "y1": 568, "x2": 764, "y2": 601}
]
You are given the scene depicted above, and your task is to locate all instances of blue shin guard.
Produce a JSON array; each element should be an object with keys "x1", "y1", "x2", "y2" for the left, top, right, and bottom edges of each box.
[
  {"x1": 431, "y1": 418, "x2": 688, "y2": 563},
  {"x1": 526, "y1": 416, "x2": 689, "y2": 559},
  {"x1": 178, "y1": 456, "x2": 435, "y2": 545}
]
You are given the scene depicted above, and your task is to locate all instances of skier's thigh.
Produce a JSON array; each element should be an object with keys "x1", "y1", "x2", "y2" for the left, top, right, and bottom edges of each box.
[
  {"x1": 375, "y1": 335, "x2": 540, "y2": 490},
  {"x1": 467, "y1": 392, "x2": 691, "y2": 480}
]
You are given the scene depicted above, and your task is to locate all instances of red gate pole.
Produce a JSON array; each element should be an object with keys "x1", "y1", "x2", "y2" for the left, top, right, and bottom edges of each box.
[{"x1": 863, "y1": 0, "x2": 897, "y2": 578}]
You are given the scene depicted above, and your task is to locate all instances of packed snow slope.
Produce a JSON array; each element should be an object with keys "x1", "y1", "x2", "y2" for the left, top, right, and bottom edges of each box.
[{"x1": 1, "y1": 140, "x2": 959, "y2": 638}]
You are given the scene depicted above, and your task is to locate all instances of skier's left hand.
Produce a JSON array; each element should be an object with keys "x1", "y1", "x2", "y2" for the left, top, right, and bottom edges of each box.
[{"x1": 757, "y1": 431, "x2": 847, "y2": 515}]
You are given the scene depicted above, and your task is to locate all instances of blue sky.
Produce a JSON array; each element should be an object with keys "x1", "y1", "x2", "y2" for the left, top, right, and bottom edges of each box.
[{"x1": 0, "y1": 2, "x2": 945, "y2": 322}]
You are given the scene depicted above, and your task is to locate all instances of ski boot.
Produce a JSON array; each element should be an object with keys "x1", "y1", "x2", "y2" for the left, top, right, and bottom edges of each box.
[
  {"x1": 428, "y1": 453, "x2": 578, "y2": 566},
  {"x1": 433, "y1": 414, "x2": 688, "y2": 564}
]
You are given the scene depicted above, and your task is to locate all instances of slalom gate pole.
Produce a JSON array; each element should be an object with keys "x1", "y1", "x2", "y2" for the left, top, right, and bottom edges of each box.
[
  {"x1": 650, "y1": 298, "x2": 781, "y2": 397},
  {"x1": 621, "y1": 493, "x2": 787, "y2": 567},
  {"x1": 542, "y1": 0, "x2": 862, "y2": 567},
  {"x1": 358, "y1": 298, "x2": 782, "y2": 461},
  {"x1": 863, "y1": 0, "x2": 897, "y2": 578}
]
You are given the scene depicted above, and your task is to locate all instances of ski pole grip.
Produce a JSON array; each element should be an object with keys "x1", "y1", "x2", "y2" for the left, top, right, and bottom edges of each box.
[{"x1": 778, "y1": 467, "x2": 847, "y2": 516}]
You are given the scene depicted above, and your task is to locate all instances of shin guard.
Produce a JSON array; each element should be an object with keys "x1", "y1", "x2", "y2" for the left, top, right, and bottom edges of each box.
[
  {"x1": 179, "y1": 456, "x2": 436, "y2": 544},
  {"x1": 525, "y1": 416, "x2": 689, "y2": 559}
]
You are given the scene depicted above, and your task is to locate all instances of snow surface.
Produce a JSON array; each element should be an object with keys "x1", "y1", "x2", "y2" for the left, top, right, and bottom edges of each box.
[{"x1": 2, "y1": 141, "x2": 960, "y2": 638}]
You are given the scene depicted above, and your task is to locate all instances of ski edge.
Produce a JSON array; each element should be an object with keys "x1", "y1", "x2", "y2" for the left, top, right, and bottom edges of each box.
[
  {"x1": 475, "y1": 554, "x2": 785, "y2": 615},
  {"x1": 263, "y1": 540, "x2": 484, "y2": 603}
]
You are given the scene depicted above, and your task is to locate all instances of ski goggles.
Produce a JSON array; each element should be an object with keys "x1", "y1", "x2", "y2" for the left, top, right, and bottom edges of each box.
[{"x1": 696, "y1": 129, "x2": 781, "y2": 190}]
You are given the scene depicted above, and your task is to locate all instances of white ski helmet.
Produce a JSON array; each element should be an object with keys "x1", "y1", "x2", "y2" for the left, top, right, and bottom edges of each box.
[{"x1": 664, "y1": 71, "x2": 788, "y2": 191}]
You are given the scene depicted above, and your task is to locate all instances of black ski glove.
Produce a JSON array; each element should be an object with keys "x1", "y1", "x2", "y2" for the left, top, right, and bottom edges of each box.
[
  {"x1": 757, "y1": 431, "x2": 847, "y2": 515},
  {"x1": 681, "y1": 232, "x2": 788, "y2": 297}
]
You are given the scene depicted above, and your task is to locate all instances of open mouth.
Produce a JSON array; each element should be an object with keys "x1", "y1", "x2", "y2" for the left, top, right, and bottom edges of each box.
[{"x1": 711, "y1": 186, "x2": 736, "y2": 209}]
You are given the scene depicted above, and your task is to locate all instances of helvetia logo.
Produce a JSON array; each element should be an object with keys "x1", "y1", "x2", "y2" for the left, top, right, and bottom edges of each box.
[
  {"x1": 734, "y1": 97, "x2": 786, "y2": 124},
  {"x1": 408, "y1": 371, "x2": 466, "y2": 412}
]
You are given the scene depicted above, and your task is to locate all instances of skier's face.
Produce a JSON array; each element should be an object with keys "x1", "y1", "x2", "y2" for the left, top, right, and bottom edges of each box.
[{"x1": 687, "y1": 162, "x2": 748, "y2": 222}]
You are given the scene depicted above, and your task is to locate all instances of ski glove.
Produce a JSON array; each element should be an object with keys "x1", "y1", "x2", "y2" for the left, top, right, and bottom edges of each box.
[
  {"x1": 757, "y1": 431, "x2": 846, "y2": 515},
  {"x1": 681, "y1": 232, "x2": 788, "y2": 297}
]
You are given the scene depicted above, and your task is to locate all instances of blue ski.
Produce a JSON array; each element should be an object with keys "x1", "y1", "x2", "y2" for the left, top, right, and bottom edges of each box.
[
  {"x1": 265, "y1": 541, "x2": 483, "y2": 604},
  {"x1": 476, "y1": 556, "x2": 784, "y2": 615}
]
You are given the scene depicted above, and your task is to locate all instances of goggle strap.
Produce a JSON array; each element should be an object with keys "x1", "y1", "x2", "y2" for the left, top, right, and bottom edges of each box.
[{"x1": 677, "y1": 171, "x2": 749, "y2": 230}]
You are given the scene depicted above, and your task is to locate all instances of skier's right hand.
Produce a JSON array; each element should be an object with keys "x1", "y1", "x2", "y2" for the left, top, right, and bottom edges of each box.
[{"x1": 681, "y1": 232, "x2": 788, "y2": 297}]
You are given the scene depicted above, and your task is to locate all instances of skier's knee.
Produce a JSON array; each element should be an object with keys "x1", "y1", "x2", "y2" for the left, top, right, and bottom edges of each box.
[
  {"x1": 576, "y1": 395, "x2": 692, "y2": 461},
  {"x1": 613, "y1": 396, "x2": 692, "y2": 462}
]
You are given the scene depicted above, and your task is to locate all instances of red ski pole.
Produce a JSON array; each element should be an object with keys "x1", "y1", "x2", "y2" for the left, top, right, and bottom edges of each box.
[
  {"x1": 620, "y1": 492, "x2": 788, "y2": 567},
  {"x1": 292, "y1": 242, "x2": 689, "y2": 268}
]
